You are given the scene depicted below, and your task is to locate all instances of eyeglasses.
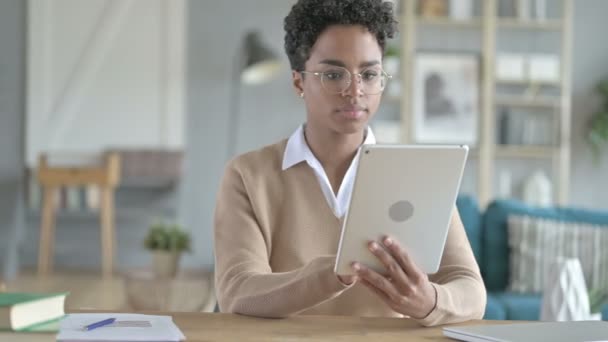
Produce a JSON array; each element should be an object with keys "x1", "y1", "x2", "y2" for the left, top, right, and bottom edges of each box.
[{"x1": 300, "y1": 66, "x2": 391, "y2": 95}]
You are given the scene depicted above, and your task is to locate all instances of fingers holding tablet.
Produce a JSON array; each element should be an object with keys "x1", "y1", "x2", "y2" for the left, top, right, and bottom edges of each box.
[{"x1": 352, "y1": 237, "x2": 437, "y2": 319}]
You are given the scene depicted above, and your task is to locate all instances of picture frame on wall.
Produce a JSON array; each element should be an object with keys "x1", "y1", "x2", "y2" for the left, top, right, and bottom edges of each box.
[{"x1": 413, "y1": 52, "x2": 480, "y2": 145}]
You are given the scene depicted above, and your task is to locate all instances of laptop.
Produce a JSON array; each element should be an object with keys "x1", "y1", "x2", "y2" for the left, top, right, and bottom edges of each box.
[
  {"x1": 443, "y1": 321, "x2": 608, "y2": 342},
  {"x1": 334, "y1": 144, "x2": 468, "y2": 276}
]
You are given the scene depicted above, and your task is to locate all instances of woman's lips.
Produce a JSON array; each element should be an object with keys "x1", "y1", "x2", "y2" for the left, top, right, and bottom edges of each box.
[{"x1": 339, "y1": 106, "x2": 366, "y2": 119}]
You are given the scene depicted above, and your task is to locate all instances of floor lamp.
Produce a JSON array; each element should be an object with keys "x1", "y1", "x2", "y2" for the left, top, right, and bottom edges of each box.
[{"x1": 226, "y1": 31, "x2": 281, "y2": 159}]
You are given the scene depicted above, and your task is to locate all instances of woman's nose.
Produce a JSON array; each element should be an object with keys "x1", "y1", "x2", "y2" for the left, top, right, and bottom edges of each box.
[{"x1": 344, "y1": 75, "x2": 364, "y2": 97}]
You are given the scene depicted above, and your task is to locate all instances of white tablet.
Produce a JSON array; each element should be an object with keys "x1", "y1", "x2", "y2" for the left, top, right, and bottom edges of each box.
[{"x1": 334, "y1": 144, "x2": 468, "y2": 276}]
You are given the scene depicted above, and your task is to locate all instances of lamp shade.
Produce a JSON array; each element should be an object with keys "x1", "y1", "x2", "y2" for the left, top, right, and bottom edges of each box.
[{"x1": 240, "y1": 31, "x2": 281, "y2": 85}]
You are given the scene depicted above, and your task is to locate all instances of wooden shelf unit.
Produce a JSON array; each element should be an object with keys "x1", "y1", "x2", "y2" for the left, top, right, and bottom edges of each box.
[{"x1": 397, "y1": 0, "x2": 572, "y2": 207}]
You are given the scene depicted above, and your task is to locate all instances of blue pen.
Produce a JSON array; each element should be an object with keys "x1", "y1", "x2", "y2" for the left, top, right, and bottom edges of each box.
[{"x1": 85, "y1": 317, "x2": 116, "y2": 331}]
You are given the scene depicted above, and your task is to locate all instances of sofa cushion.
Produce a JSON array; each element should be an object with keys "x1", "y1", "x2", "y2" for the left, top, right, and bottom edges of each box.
[
  {"x1": 482, "y1": 199, "x2": 608, "y2": 291},
  {"x1": 493, "y1": 292, "x2": 542, "y2": 321},
  {"x1": 456, "y1": 195, "x2": 482, "y2": 266},
  {"x1": 508, "y1": 215, "x2": 608, "y2": 293},
  {"x1": 484, "y1": 294, "x2": 507, "y2": 320}
]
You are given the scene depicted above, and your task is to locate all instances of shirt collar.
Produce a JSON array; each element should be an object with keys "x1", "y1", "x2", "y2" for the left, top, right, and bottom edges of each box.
[{"x1": 281, "y1": 124, "x2": 376, "y2": 171}]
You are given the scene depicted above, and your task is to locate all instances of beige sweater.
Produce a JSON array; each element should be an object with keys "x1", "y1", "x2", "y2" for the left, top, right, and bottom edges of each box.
[{"x1": 214, "y1": 140, "x2": 486, "y2": 326}]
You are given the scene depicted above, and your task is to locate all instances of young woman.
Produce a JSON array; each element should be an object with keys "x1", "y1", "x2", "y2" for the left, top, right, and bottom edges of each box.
[{"x1": 214, "y1": 0, "x2": 486, "y2": 326}]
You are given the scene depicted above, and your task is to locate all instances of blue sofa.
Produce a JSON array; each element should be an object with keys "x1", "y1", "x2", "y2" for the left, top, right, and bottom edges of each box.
[{"x1": 456, "y1": 196, "x2": 608, "y2": 321}]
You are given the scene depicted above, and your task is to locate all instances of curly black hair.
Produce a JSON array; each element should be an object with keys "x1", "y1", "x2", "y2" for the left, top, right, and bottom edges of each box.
[{"x1": 284, "y1": 0, "x2": 398, "y2": 72}]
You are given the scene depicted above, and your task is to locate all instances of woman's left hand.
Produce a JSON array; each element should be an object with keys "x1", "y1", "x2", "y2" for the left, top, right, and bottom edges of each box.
[{"x1": 352, "y1": 236, "x2": 437, "y2": 319}]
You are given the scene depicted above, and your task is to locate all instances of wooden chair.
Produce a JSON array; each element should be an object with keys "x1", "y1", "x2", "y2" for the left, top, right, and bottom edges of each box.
[{"x1": 36, "y1": 153, "x2": 121, "y2": 278}]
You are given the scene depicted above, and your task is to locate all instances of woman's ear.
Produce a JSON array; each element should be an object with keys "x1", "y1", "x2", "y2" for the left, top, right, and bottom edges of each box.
[{"x1": 292, "y1": 70, "x2": 304, "y2": 97}]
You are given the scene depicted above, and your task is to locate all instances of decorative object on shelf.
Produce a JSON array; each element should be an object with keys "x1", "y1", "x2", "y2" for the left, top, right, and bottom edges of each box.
[
  {"x1": 413, "y1": 52, "x2": 479, "y2": 145},
  {"x1": 496, "y1": 53, "x2": 526, "y2": 82},
  {"x1": 418, "y1": 0, "x2": 448, "y2": 17},
  {"x1": 144, "y1": 221, "x2": 191, "y2": 278},
  {"x1": 587, "y1": 79, "x2": 608, "y2": 161},
  {"x1": 528, "y1": 54, "x2": 560, "y2": 83},
  {"x1": 540, "y1": 258, "x2": 592, "y2": 321},
  {"x1": 522, "y1": 169, "x2": 552, "y2": 207},
  {"x1": 449, "y1": 0, "x2": 473, "y2": 20},
  {"x1": 496, "y1": 53, "x2": 560, "y2": 84}
]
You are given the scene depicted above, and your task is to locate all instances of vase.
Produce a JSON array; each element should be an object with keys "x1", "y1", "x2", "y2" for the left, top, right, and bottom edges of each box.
[
  {"x1": 153, "y1": 250, "x2": 181, "y2": 278},
  {"x1": 523, "y1": 170, "x2": 552, "y2": 207}
]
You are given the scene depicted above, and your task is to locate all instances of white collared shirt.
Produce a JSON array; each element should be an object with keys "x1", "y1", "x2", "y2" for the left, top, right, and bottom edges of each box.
[{"x1": 282, "y1": 125, "x2": 376, "y2": 218}]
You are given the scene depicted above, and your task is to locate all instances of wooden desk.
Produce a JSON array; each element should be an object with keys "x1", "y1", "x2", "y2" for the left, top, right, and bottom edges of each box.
[{"x1": 0, "y1": 312, "x2": 512, "y2": 341}]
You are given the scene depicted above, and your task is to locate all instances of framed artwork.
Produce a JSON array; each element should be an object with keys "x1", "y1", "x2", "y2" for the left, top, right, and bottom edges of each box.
[{"x1": 413, "y1": 52, "x2": 480, "y2": 145}]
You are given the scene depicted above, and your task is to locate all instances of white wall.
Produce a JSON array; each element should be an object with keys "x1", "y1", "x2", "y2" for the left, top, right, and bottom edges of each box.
[
  {"x1": 0, "y1": 0, "x2": 25, "y2": 276},
  {"x1": 569, "y1": 2, "x2": 608, "y2": 209},
  {"x1": 26, "y1": 0, "x2": 185, "y2": 168}
]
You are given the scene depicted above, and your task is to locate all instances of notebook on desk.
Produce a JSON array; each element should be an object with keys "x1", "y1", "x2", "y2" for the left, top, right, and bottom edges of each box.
[
  {"x1": 443, "y1": 321, "x2": 608, "y2": 342},
  {"x1": 56, "y1": 313, "x2": 185, "y2": 342}
]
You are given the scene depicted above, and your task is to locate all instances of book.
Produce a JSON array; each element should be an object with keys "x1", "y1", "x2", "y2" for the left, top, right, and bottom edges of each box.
[{"x1": 0, "y1": 292, "x2": 67, "y2": 331}]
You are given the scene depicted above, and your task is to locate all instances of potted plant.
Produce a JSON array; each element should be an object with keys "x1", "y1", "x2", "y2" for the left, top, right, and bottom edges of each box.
[
  {"x1": 144, "y1": 220, "x2": 191, "y2": 278},
  {"x1": 587, "y1": 79, "x2": 608, "y2": 161}
]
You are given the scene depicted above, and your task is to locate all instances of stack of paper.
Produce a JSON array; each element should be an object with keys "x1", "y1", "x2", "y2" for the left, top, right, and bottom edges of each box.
[{"x1": 56, "y1": 313, "x2": 185, "y2": 342}]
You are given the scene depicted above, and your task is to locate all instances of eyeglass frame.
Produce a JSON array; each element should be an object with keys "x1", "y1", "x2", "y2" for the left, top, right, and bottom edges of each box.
[{"x1": 299, "y1": 66, "x2": 393, "y2": 95}]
